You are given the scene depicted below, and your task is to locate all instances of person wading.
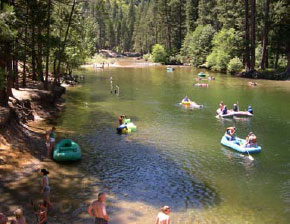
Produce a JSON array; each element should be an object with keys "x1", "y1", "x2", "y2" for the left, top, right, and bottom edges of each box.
[{"x1": 88, "y1": 192, "x2": 109, "y2": 224}]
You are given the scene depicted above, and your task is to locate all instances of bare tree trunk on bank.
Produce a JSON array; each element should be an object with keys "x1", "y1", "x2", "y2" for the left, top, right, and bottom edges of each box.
[
  {"x1": 260, "y1": 0, "x2": 270, "y2": 70},
  {"x1": 37, "y1": 25, "x2": 44, "y2": 82},
  {"x1": 44, "y1": 0, "x2": 52, "y2": 90},
  {"x1": 31, "y1": 22, "x2": 37, "y2": 80},
  {"x1": 250, "y1": 0, "x2": 256, "y2": 71},
  {"x1": 244, "y1": 0, "x2": 250, "y2": 72},
  {"x1": 23, "y1": 1, "x2": 29, "y2": 87},
  {"x1": 55, "y1": 0, "x2": 76, "y2": 86}
]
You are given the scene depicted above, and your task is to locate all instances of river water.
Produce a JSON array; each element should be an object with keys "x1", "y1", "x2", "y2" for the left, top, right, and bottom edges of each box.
[{"x1": 54, "y1": 63, "x2": 290, "y2": 223}]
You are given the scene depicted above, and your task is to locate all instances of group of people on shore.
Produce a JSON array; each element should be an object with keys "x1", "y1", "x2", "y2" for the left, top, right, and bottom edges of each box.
[
  {"x1": 0, "y1": 169, "x2": 50, "y2": 224},
  {"x1": 88, "y1": 192, "x2": 171, "y2": 224}
]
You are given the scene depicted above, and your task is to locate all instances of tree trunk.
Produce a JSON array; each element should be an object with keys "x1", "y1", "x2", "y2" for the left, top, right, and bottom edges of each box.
[
  {"x1": 55, "y1": 0, "x2": 76, "y2": 86},
  {"x1": 31, "y1": 23, "x2": 37, "y2": 80},
  {"x1": 260, "y1": 0, "x2": 270, "y2": 70},
  {"x1": 250, "y1": 0, "x2": 256, "y2": 71},
  {"x1": 37, "y1": 25, "x2": 44, "y2": 82},
  {"x1": 44, "y1": 0, "x2": 52, "y2": 89},
  {"x1": 23, "y1": 1, "x2": 29, "y2": 87},
  {"x1": 244, "y1": 0, "x2": 250, "y2": 71}
]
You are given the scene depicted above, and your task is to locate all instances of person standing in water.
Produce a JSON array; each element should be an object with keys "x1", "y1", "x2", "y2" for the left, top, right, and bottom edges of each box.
[
  {"x1": 88, "y1": 192, "x2": 109, "y2": 224},
  {"x1": 44, "y1": 130, "x2": 51, "y2": 158},
  {"x1": 48, "y1": 127, "x2": 56, "y2": 158},
  {"x1": 155, "y1": 206, "x2": 171, "y2": 224},
  {"x1": 40, "y1": 169, "x2": 52, "y2": 210}
]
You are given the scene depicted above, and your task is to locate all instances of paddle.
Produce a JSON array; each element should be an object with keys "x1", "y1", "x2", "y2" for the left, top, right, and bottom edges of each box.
[{"x1": 245, "y1": 148, "x2": 254, "y2": 161}]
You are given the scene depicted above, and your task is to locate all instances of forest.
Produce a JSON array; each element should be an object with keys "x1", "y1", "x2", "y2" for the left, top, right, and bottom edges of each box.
[{"x1": 0, "y1": 0, "x2": 289, "y2": 106}]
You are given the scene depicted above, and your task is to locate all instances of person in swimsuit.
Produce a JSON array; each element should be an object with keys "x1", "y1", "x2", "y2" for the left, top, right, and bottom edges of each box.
[
  {"x1": 48, "y1": 127, "x2": 56, "y2": 158},
  {"x1": 88, "y1": 192, "x2": 109, "y2": 224},
  {"x1": 36, "y1": 202, "x2": 47, "y2": 224},
  {"x1": 44, "y1": 131, "x2": 51, "y2": 158},
  {"x1": 13, "y1": 209, "x2": 26, "y2": 224},
  {"x1": 155, "y1": 205, "x2": 171, "y2": 224},
  {"x1": 40, "y1": 169, "x2": 52, "y2": 209}
]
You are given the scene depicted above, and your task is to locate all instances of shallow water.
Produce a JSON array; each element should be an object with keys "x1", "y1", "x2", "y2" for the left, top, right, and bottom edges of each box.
[{"x1": 54, "y1": 64, "x2": 290, "y2": 223}]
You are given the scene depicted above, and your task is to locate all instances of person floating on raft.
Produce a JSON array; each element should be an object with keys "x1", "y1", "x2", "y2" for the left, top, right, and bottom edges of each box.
[
  {"x1": 222, "y1": 105, "x2": 228, "y2": 115},
  {"x1": 233, "y1": 103, "x2": 239, "y2": 112},
  {"x1": 118, "y1": 115, "x2": 126, "y2": 125},
  {"x1": 245, "y1": 132, "x2": 258, "y2": 147},
  {"x1": 225, "y1": 127, "x2": 236, "y2": 141},
  {"x1": 219, "y1": 101, "x2": 224, "y2": 111},
  {"x1": 183, "y1": 96, "x2": 189, "y2": 102},
  {"x1": 248, "y1": 105, "x2": 253, "y2": 114}
]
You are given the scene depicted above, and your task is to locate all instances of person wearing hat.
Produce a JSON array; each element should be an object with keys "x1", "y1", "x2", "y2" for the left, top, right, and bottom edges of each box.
[
  {"x1": 155, "y1": 205, "x2": 171, "y2": 224},
  {"x1": 40, "y1": 169, "x2": 52, "y2": 209}
]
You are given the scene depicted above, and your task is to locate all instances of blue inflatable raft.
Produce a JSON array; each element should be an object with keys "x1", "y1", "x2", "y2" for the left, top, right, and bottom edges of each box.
[{"x1": 221, "y1": 135, "x2": 261, "y2": 154}]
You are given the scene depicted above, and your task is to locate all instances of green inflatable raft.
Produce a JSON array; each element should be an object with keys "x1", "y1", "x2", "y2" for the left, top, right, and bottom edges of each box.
[{"x1": 53, "y1": 139, "x2": 81, "y2": 162}]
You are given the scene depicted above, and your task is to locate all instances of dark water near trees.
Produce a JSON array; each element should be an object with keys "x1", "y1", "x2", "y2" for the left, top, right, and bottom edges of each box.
[{"x1": 55, "y1": 65, "x2": 290, "y2": 223}]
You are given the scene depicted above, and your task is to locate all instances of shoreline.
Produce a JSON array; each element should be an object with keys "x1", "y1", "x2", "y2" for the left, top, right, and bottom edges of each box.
[{"x1": 0, "y1": 79, "x2": 69, "y2": 222}]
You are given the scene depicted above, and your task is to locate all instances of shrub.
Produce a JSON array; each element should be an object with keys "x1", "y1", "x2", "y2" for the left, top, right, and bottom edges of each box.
[
  {"x1": 206, "y1": 28, "x2": 243, "y2": 72},
  {"x1": 180, "y1": 25, "x2": 215, "y2": 66},
  {"x1": 143, "y1": 53, "x2": 152, "y2": 62},
  {"x1": 227, "y1": 57, "x2": 243, "y2": 73},
  {"x1": 151, "y1": 44, "x2": 167, "y2": 63}
]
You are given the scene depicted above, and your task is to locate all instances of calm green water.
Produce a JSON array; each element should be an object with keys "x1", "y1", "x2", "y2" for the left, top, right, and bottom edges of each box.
[{"x1": 56, "y1": 64, "x2": 290, "y2": 223}]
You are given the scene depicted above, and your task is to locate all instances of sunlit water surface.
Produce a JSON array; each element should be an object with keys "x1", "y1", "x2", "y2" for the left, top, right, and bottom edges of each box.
[{"x1": 54, "y1": 64, "x2": 290, "y2": 223}]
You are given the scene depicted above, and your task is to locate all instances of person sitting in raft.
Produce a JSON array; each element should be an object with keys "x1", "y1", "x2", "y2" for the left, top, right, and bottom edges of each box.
[
  {"x1": 220, "y1": 101, "x2": 224, "y2": 111},
  {"x1": 233, "y1": 103, "x2": 239, "y2": 112},
  {"x1": 222, "y1": 105, "x2": 228, "y2": 115},
  {"x1": 225, "y1": 127, "x2": 236, "y2": 141},
  {"x1": 245, "y1": 132, "x2": 257, "y2": 147},
  {"x1": 183, "y1": 96, "x2": 190, "y2": 102},
  {"x1": 248, "y1": 105, "x2": 253, "y2": 114},
  {"x1": 118, "y1": 115, "x2": 124, "y2": 125}
]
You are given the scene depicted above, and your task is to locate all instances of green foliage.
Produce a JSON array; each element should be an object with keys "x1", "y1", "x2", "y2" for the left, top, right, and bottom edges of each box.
[
  {"x1": 180, "y1": 25, "x2": 215, "y2": 66},
  {"x1": 143, "y1": 53, "x2": 152, "y2": 62},
  {"x1": 151, "y1": 44, "x2": 167, "y2": 63},
  {"x1": 227, "y1": 57, "x2": 243, "y2": 73},
  {"x1": 206, "y1": 28, "x2": 242, "y2": 72}
]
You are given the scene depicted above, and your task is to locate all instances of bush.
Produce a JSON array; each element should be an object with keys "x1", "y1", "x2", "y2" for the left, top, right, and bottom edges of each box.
[
  {"x1": 151, "y1": 44, "x2": 167, "y2": 63},
  {"x1": 143, "y1": 53, "x2": 152, "y2": 62},
  {"x1": 206, "y1": 28, "x2": 243, "y2": 72},
  {"x1": 227, "y1": 57, "x2": 243, "y2": 73},
  {"x1": 180, "y1": 25, "x2": 216, "y2": 66}
]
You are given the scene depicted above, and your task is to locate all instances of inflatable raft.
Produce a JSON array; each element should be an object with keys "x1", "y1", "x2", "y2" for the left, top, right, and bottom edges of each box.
[
  {"x1": 116, "y1": 118, "x2": 137, "y2": 134},
  {"x1": 216, "y1": 109, "x2": 253, "y2": 118},
  {"x1": 198, "y1": 72, "x2": 206, "y2": 77},
  {"x1": 53, "y1": 139, "x2": 81, "y2": 161},
  {"x1": 221, "y1": 135, "x2": 261, "y2": 154},
  {"x1": 194, "y1": 83, "x2": 209, "y2": 87},
  {"x1": 181, "y1": 100, "x2": 203, "y2": 109},
  {"x1": 166, "y1": 67, "x2": 174, "y2": 72}
]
